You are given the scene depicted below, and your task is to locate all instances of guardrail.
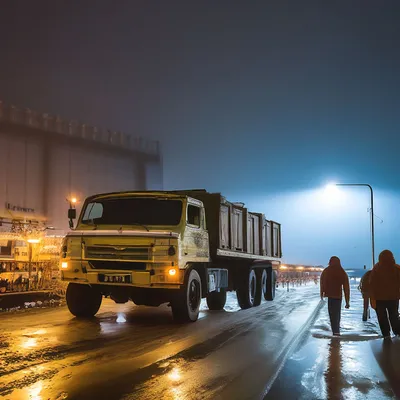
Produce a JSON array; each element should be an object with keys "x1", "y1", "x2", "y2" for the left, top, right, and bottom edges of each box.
[{"x1": 0, "y1": 100, "x2": 160, "y2": 157}]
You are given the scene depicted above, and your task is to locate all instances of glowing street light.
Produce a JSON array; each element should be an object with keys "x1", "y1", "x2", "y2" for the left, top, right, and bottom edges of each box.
[
  {"x1": 324, "y1": 182, "x2": 375, "y2": 267},
  {"x1": 26, "y1": 237, "x2": 42, "y2": 290}
]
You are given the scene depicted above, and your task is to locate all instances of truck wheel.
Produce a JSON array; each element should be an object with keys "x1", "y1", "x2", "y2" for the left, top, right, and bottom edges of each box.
[
  {"x1": 171, "y1": 269, "x2": 202, "y2": 322},
  {"x1": 206, "y1": 289, "x2": 227, "y2": 310},
  {"x1": 236, "y1": 269, "x2": 257, "y2": 309},
  {"x1": 254, "y1": 269, "x2": 267, "y2": 306},
  {"x1": 66, "y1": 283, "x2": 102, "y2": 318},
  {"x1": 264, "y1": 268, "x2": 276, "y2": 301}
]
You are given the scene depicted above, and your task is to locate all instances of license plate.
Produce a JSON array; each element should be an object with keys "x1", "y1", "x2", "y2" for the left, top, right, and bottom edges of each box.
[{"x1": 98, "y1": 274, "x2": 131, "y2": 284}]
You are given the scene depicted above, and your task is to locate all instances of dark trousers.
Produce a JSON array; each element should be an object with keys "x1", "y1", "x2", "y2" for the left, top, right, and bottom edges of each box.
[
  {"x1": 328, "y1": 298, "x2": 342, "y2": 334},
  {"x1": 375, "y1": 300, "x2": 399, "y2": 337},
  {"x1": 363, "y1": 297, "x2": 370, "y2": 320}
]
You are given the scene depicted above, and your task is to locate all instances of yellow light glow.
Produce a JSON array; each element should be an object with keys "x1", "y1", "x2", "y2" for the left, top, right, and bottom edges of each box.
[
  {"x1": 71, "y1": 197, "x2": 77, "y2": 204},
  {"x1": 297, "y1": 266, "x2": 304, "y2": 270},
  {"x1": 32, "y1": 329, "x2": 47, "y2": 335},
  {"x1": 28, "y1": 381, "x2": 43, "y2": 400},
  {"x1": 21, "y1": 337, "x2": 37, "y2": 349},
  {"x1": 168, "y1": 268, "x2": 177, "y2": 276},
  {"x1": 61, "y1": 262, "x2": 68, "y2": 269},
  {"x1": 168, "y1": 367, "x2": 181, "y2": 383},
  {"x1": 27, "y1": 238, "x2": 41, "y2": 244},
  {"x1": 280, "y1": 265, "x2": 288, "y2": 270}
]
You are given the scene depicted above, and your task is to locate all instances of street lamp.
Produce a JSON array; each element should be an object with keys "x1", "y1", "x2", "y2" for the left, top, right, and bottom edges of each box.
[
  {"x1": 27, "y1": 238, "x2": 41, "y2": 290},
  {"x1": 325, "y1": 183, "x2": 375, "y2": 268}
]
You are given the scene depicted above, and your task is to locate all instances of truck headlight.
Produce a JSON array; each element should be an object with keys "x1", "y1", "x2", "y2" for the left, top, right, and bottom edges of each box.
[
  {"x1": 168, "y1": 268, "x2": 177, "y2": 276},
  {"x1": 61, "y1": 262, "x2": 68, "y2": 269}
]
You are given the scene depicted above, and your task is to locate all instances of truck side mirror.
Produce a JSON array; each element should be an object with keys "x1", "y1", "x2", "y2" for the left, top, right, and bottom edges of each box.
[
  {"x1": 68, "y1": 208, "x2": 76, "y2": 220},
  {"x1": 68, "y1": 208, "x2": 76, "y2": 229}
]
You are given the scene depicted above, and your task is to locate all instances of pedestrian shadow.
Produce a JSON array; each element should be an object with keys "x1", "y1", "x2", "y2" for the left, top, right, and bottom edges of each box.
[
  {"x1": 324, "y1": 339, "x2": 344, "y2": 399},
  {"x1": 324, "y1": 339, "x2": 377, "y2": 398},
  {"x1": 371, "y1": 337, "x2": 400, "y2": 398}
]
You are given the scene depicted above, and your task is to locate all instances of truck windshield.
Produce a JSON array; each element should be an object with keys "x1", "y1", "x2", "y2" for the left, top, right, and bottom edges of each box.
[{"x1": 81, "y1": 197, "x2": 183, "y2": 226}]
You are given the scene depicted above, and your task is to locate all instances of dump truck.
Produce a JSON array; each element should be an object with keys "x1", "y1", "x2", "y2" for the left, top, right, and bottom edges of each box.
[{"x1": 60, "y1": 190, "x2": 282, "y2": 322}]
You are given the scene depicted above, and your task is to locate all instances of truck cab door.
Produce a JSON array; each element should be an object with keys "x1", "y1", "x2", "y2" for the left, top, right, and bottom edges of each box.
[{"x1": 182, "y1": 202, "x2": 210, "y2": 262}]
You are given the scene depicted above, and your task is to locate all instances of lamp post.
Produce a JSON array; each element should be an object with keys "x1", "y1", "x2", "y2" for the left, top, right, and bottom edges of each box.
[
  {"x1": 27, "y1": 238, "x2": 41, "y2": 290},
  {"x1": 326, "y1": 183, "x2": 375, "y2": 268}
]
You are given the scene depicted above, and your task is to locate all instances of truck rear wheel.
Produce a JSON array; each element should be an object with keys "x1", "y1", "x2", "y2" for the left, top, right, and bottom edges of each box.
[
  {"x1": 66, "y1": 283, "x2": 102, "y2": 318},
  {"x1": 236, "y1": 269, "x2": 256, "y2": 309},
  {"x1": 171, "y1": 269, "x2": 202, "y2": 322},
  {"x1": 254, "y1": 269, "x2": 267, "y2": 306},
  {"x1": 206, "y1": 289, "x2": 227, "y2": 310},
  {"x1": 264, "y1": 268, "x2": 276, "y2": 301}
]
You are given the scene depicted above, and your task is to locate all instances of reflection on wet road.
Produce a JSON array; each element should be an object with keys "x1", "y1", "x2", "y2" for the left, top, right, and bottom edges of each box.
[
  {"x1": 0, "y1": 284, "x2": 320, "y2": 400},
  {"x1": 267, "y1": 283, "x2": 398, "y2": 400}
]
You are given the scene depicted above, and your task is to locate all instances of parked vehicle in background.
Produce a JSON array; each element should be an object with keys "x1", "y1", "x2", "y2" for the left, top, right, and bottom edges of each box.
[{"x1": 60, "y1": 190, "x2": 282, "y2": 322}]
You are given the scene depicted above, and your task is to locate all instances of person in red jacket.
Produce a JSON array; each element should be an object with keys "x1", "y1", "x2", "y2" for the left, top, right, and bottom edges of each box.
[
  {"x1": 320, "y1": 256, "x2": 350, "y2": 336},
  {"x1": 369, "y1": 250, "x2": 400, "y2": 338}
]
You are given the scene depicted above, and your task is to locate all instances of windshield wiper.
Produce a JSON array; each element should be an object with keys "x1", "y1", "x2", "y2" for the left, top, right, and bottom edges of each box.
[{"x1": 130, "y1": 222, "x2": 149, "y2": 232}]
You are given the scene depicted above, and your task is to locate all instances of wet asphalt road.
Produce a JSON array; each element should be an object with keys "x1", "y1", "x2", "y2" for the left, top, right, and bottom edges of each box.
[
  {"x1": 267, "y1": 283, "x2": 400, "y2": 400},
  {"x1": 0, "y1": 284, "x2": 320, "y2": 400}
]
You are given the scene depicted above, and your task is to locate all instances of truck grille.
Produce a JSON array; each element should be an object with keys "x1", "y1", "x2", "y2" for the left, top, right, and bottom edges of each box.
[
  {"x1": 86, "y1": 245, "x2": 150, "y2": 261},
  {"x1": 88, "y1": 261, "x2": 146, "y2": 271}
]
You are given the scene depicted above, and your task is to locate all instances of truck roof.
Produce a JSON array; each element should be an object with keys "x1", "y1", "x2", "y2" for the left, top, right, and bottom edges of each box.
[{"x1": 84, "y1": 189, "x2": 211, "y2": 203}]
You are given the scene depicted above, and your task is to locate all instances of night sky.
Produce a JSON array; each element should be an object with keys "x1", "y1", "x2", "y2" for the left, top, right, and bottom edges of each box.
[{"x1": 1, "y1": 1, "x2": 400, "y2": 269}]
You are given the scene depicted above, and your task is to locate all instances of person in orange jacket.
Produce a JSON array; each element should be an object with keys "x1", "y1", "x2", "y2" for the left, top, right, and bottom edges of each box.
[
  {"x1": 369, "y1": 250, "x2": 400, "y2": 338},
  {"x1": 320, "y1": 256, "x2": 350, "y2": 336}
]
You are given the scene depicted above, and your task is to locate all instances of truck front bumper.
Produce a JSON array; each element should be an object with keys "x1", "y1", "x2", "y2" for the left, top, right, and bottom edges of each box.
[{"x1": 60, "y1": 260, "x2": 183, "y2": 290}]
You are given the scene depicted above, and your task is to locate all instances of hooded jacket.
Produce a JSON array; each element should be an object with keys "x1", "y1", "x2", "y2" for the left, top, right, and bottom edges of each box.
[
  {"x1": 320, "y1": 262, "x2": 350, "y2": 303},
  {"x1": 369, "y1": 262, "x2": 400, "y2": 301}
]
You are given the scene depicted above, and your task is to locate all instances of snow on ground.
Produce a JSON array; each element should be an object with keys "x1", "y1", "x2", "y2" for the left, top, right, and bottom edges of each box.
[{"x1": 267, "y1": 283, "x2": 399, "y2": 400}]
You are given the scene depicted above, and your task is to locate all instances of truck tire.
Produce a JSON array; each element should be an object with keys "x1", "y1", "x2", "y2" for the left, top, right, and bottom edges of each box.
[
  {"x1": 236, "y1": 268, "x2": 257, "y2": 309},
  {"x1": 171, "y1": 269, "x2": 202, "y2": 322},
  {"x1": 206, "y1": 289, "x2": 227, "y2": 310},
  {"x1": 66, "y1": 283, "x2": 102, "y2": 318},
  {"x1": 254, "y1": 269, "x2": 267, "y2": 306},
  {"x1": 264, "y1": 268, "x2": 276, "y2": 301}
]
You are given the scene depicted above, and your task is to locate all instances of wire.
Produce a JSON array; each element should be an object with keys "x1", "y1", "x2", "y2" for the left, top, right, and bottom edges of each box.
[{"x1": 367, "y1": 208, "x2": 383, "y2": 224}]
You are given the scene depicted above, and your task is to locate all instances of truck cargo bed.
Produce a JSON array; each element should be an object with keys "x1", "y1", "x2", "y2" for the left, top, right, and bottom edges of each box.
[{"x1": 172, "y1": 190, "x2": 282, "y2": 262}]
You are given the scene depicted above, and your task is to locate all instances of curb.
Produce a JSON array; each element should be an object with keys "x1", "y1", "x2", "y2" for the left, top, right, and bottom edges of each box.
[
  {"x1": 0, "y1": 290, "x2": 52, "y2": 297},
  {"x1": 260, "y1": 299, "x2": 325, "y2": 399}
]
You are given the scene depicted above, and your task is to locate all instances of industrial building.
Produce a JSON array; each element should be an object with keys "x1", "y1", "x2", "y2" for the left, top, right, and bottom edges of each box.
[{"x1": 0, "y1": 100, "x2": 162, "y2": 282}]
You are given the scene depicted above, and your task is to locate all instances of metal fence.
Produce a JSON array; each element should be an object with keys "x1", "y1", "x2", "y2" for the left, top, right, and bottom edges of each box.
[{"x1": 0, "y1": 100, "x2": 160, "y2": 157}]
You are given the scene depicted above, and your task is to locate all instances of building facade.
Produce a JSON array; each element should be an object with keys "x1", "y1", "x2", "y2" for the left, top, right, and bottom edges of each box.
[
  {"x1": 0, "y1": 100, "x2": 163, "y2": 233},
  {"x1": 0, "y1": 101, "x2": 163, "y2": 285}
]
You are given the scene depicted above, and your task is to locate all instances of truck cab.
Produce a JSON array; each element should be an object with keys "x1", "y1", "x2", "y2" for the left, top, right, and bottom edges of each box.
[{"x1": 61, "y1": 192, "x2": 217, "y2": 321}]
